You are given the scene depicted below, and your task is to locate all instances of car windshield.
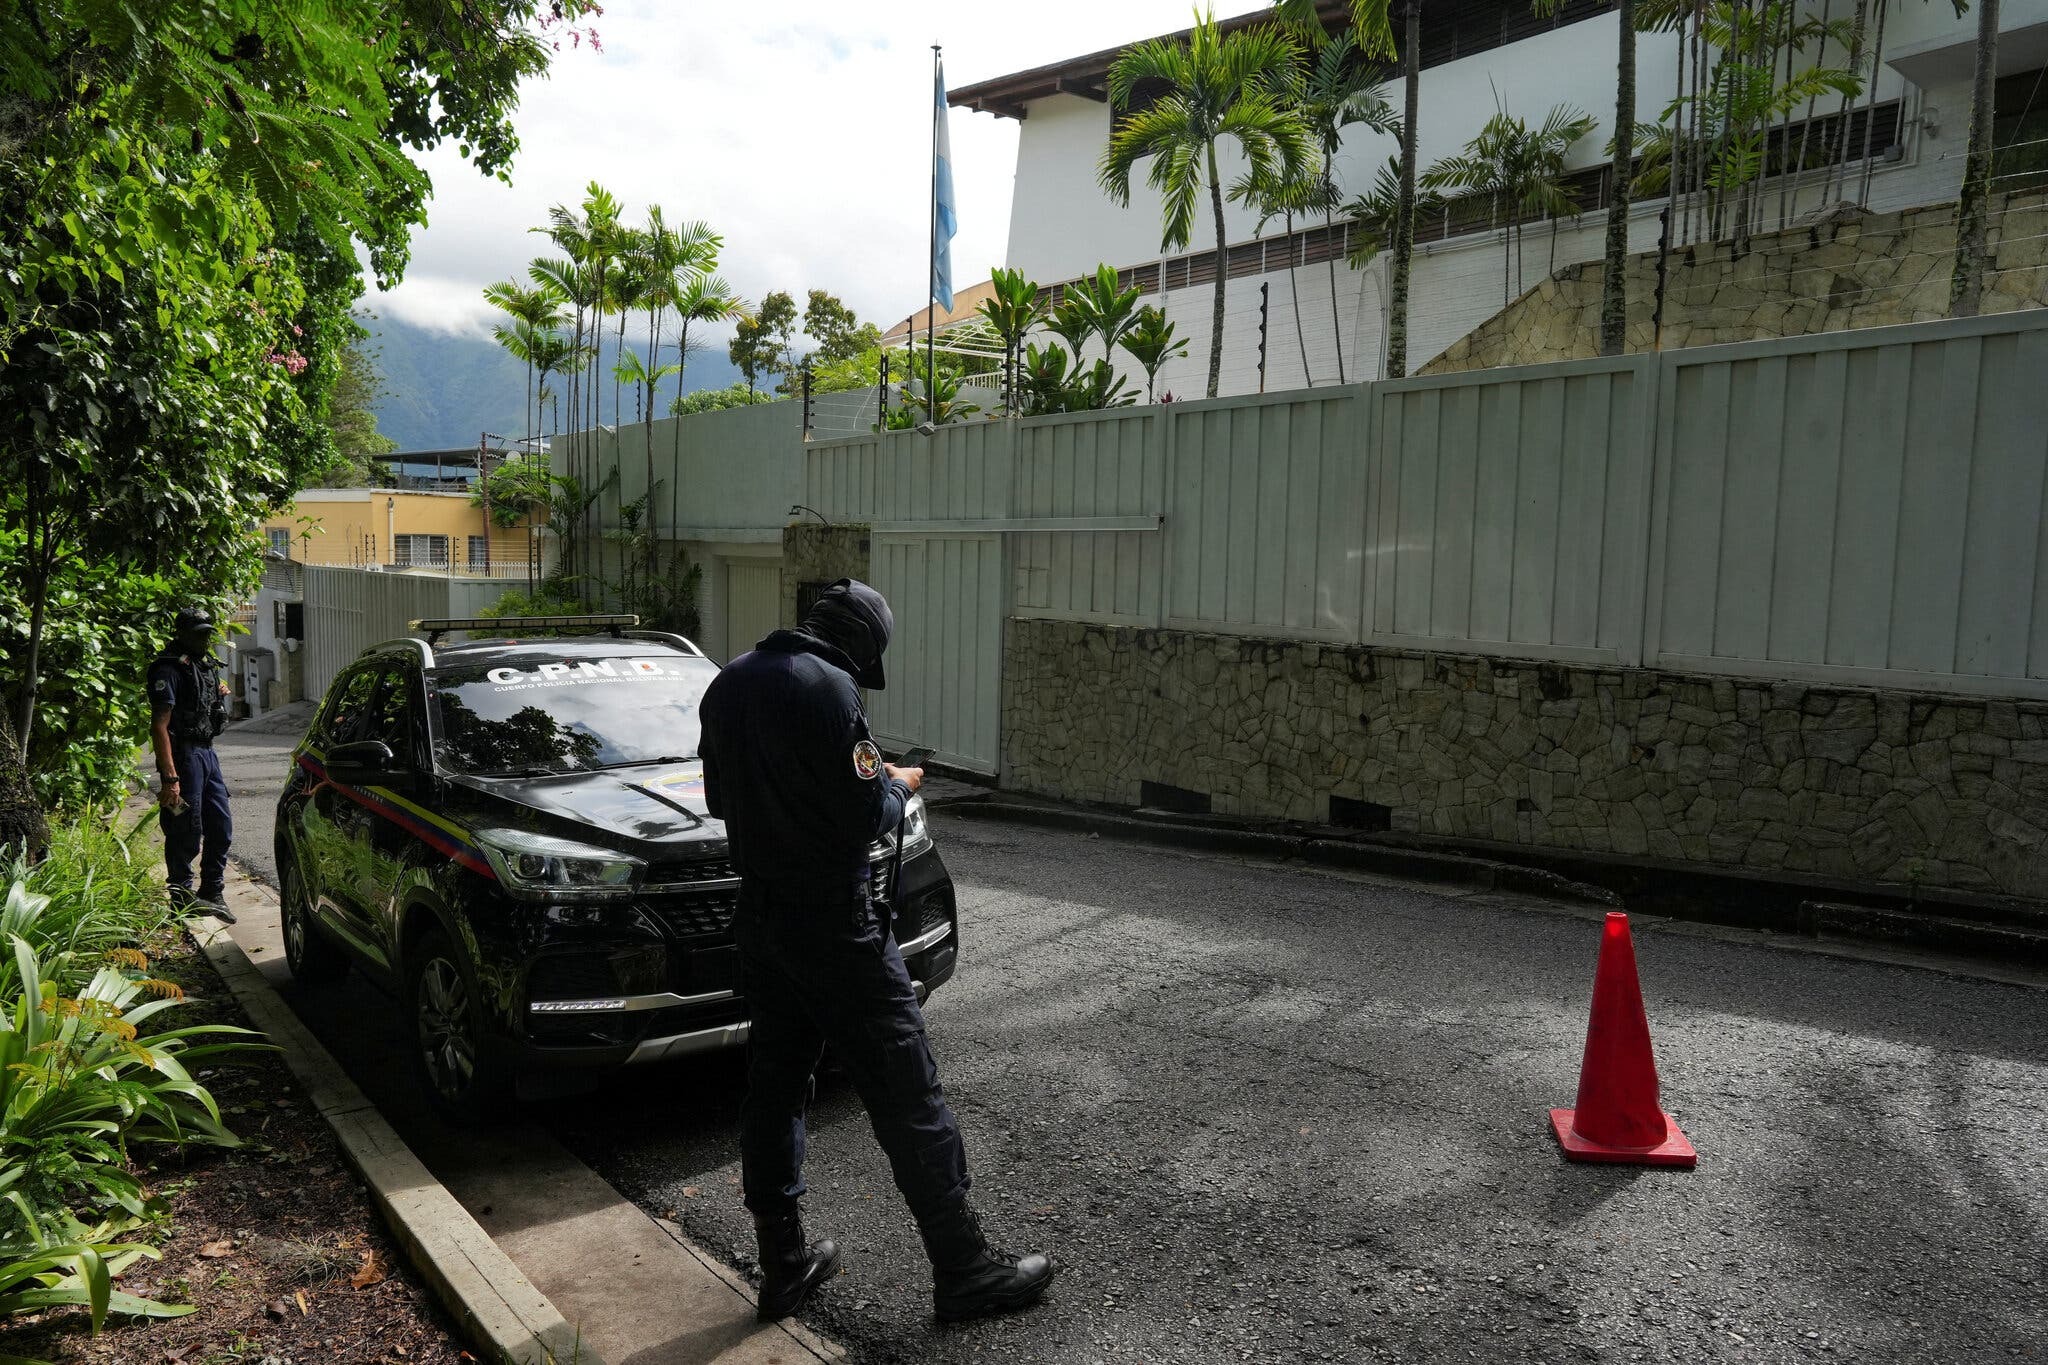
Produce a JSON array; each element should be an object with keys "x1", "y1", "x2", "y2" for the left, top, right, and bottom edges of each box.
[{"x1": 429, "y1": 654, "x2": 718, "y2": 777}]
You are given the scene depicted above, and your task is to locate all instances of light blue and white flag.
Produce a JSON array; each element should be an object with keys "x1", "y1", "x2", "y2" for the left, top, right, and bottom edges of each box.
[{"x1": 932, "y1": 57, "x2": 958, "y2": 312}]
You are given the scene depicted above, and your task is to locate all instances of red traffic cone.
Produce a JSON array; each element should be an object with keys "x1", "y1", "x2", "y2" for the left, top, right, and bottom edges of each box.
[{"x1": 1549, "y1": 911, "x2": 1697, "y2": 1168}]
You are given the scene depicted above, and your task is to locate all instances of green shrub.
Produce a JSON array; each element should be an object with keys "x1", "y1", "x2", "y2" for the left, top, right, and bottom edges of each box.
[
  {"x1": 0, "y1": 548, "x2": 230, "y2": 813},
  {"x1": 0, "y1": 940, "x2": 258, "y2": 1235},
  {"x1": 479, "y1": 582, "x2": 600, "y2": 620},
  {"x1": 0, "y1": 815, "x2": 261, "y2": 1344},
  {"x1": 2, "y1": 814, "x2": 172, "y2": 988},
  {"x1": 0, "y1": 1196, "x2": 192, "y2": 1346},
  {"x1": 669, "y1": 382, "x2": 775, "y2": 416}
]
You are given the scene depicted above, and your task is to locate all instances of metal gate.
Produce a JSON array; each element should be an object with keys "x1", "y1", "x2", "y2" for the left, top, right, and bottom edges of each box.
[
  {"x1": 722, "y1": 561, "x2": 783, "y2": 663},
  {"x1": 867, "y1": 534, "x2": 1004, "y2": 775}
]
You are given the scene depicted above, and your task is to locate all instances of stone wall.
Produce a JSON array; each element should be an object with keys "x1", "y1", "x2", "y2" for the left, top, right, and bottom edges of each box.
[
  {"x1": 779, "y1": 523, "x2": 870, "y2": 628},
  {"x1": 1003, "y1": 619, "x2": 2048, "y2": 900},
  {"x1": 1421, "y1": 191, "x2": 2048, "y2": 375}
]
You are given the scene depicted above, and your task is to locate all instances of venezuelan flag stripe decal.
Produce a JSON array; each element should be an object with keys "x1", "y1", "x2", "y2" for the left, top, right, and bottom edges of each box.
[{"x1": 297, "y1": 749, "x2": 496, "y2": 879}]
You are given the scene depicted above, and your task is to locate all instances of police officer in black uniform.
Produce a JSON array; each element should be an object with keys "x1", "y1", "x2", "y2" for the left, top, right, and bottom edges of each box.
[
  {"x1": 699, "y1": 579, "x2": 1053, "y2": 1323},
  {"x1": 148, "y1": 607, "x2": 235, "y2": 922}
]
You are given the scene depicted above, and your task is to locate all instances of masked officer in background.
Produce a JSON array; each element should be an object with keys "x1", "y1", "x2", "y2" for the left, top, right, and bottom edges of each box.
[
  {"x1": 699, "y1": 579, "x2": 1053, "y2": 1324},
  {"x1": 148, "y1": 606, "x2": 235, "y2": 922}
]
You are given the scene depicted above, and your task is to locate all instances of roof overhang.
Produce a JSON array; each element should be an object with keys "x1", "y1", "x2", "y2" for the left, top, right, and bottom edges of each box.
[
  {"x1": 949, "y1": 2, "x2": 1349, "y2": 120},
  {"x1": 1887, "y1": 18, "x2": 2048, "y2": 88}
]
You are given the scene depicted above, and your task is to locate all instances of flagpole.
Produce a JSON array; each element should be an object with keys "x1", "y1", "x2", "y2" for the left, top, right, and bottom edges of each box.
[{"x1": 927, "y1": 44, "x2": 941, "y2": 419}]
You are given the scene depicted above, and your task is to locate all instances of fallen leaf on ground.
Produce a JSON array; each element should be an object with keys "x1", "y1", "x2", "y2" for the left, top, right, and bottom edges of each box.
[
  {"x1": 352, "y1": 1248, "x2": 388, "y2": 1290},
  {"x1": 295, "y1": 1289, "x2": 311, "y2": 1315},
  {"x1": 266, "y1": 1298, "x2": 289, "y2": 1320},
  {"x1": 680, "y1": 1186, "x2": 701, "y2": 1198},
  {"x1": 1029, "y1": 1205, "x2": 1056, "y2": 1216},
  {"x1": 198, "y1": 1240, "x2": 235, "y2": 1258}
]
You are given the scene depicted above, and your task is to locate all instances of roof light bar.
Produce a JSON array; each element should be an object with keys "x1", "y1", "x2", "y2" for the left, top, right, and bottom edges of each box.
[{"x1": 408, "y1": 614, "x2": 640, "y2": 643}]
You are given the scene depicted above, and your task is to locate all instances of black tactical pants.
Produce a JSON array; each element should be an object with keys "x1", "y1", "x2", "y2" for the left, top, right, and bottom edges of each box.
[
  {"x1": 164, "y1": 743, "x2": 232, "y2": 898},
  {"x1": 735, "y1": 879, "x2": 971, "y2": 1226}
]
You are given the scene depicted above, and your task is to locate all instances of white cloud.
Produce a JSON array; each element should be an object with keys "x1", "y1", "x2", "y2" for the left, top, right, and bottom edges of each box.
[{"x1": 367, "y1": 0, "x2": 1272, "y2": 348}]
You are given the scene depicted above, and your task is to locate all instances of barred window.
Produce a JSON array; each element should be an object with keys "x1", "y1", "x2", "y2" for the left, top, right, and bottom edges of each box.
[{"x1": 392, "y1": 534, "x2": 449, "y2": 568}]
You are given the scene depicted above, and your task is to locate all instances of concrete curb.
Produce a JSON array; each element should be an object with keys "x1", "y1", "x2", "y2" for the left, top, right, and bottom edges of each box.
[
  {"x1": 946, "y1": 798, "x2": 1621, "y2": 907},
  {"x1": 188, "y1": 916, "x2": 605, "y2": 1365}
]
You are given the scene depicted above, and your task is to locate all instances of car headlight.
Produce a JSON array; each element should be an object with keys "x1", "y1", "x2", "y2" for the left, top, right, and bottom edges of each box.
[
  {"x1": 869, "y1": 794, "x2": 934, "y2": 861},
  {"x1": 476, "y1": 828, "x2": 642, "y2": 900},
  {"x1": 901, "y1": 794, "x2": 931, "y2": 853}
]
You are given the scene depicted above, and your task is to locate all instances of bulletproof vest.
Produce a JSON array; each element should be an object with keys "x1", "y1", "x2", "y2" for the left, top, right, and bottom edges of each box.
[{"x1": 158, "y1": 653, "x2": 227, "y2": 745}]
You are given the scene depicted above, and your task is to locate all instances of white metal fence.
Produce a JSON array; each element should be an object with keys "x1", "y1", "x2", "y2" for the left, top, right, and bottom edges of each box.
[
  {"x1": 804, "y1": 310, "x2": 2048, "y2": 701},
  {"x1": 564, "y1": 310, "x2": 2048, "y2": 772},
  {"x1": 302, "y1": 566, "x2": 517, "y2": 700}
]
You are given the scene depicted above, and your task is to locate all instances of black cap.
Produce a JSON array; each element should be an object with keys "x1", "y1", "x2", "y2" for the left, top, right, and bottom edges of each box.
[
  {"x1": 174, "y1": 606, "x2": 215, "y2": 634},
  {"x1": 800, "y1": 579, "x2": 894, "y2": 690}
]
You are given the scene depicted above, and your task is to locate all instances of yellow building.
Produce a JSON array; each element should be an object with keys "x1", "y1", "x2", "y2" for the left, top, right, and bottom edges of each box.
[{"x1": 263, "y1": 488, "x2": 539, "y2": 575}]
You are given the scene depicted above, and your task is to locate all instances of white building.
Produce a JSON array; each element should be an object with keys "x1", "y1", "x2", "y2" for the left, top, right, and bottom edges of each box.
[{"x1": 951, "y1": 0, "x2": 2048, "y2": 396}]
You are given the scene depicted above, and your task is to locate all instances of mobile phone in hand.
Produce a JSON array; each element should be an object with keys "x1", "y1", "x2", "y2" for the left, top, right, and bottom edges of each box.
[{"x1": 898, "y1": 746, "x2": 934, "y2": 769}]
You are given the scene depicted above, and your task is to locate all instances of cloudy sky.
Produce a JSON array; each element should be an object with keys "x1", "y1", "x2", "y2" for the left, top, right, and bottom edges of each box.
[{"x1": 369, "y1": 0, "x2": 1270, "y2": 345}]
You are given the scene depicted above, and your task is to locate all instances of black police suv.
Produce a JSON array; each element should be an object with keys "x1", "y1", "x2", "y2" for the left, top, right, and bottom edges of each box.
[{"x1": 275, "y1": 616, "x2": 959, "y2": 1120}]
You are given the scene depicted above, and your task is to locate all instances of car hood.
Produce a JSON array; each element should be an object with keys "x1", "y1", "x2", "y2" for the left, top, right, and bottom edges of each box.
[{"x1": 448, "y1": 763, "x2": 725, "y2": 853}]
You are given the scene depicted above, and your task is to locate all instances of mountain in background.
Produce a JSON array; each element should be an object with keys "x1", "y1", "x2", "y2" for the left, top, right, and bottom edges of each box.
[{"x1": 365, "y1": 314, "x2": 744, "y2": 453}]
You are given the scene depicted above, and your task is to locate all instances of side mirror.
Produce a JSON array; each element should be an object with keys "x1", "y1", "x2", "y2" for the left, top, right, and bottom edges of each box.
[{"x1": 325, "y1": 739, "x2": 408, "y2": 788}]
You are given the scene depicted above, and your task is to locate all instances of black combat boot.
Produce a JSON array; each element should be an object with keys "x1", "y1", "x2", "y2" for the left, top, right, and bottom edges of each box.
[
  {"x1": 919, "y1": 1201, "x2": 1055, "y2": 1322},
  {"x1": 753, "y1": 1212, "x2": 840, "y2": 1322}
]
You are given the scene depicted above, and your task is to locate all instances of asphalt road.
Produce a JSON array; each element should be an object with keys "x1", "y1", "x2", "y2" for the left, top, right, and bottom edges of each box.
[{"x1": 214, "y1": 710, "x2": 2048, "y2": 1365}]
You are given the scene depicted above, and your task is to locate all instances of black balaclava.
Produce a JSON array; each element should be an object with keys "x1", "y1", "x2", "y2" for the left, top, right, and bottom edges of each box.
[
  {"x1": 172, "y1": 606, "x2": 215, "y2": 659},
  {"x1": 799, "y1": 579, "x2": 894, "y2": 690}
]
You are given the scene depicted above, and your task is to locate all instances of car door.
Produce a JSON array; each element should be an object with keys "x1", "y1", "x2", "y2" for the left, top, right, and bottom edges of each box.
[
  {"x1": 328, "y1": 659, "x2": 428, "y2": 975},
  {"x1": 300, "y1": 665, "x2": 381, "y2": 941}
]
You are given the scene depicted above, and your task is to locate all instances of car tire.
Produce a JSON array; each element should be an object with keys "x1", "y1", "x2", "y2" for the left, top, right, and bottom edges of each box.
[
  {"x1": 404, "y1": 926, "x2": 510, "y2": 1124},
  {"x1": 279, "y1": 855, "x2": 348, "y2": 985}
]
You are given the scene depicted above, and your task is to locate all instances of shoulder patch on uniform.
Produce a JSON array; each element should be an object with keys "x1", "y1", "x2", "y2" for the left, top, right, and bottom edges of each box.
[{"x1": 853, "y1": 740, "x2": 882, "y2": 781}]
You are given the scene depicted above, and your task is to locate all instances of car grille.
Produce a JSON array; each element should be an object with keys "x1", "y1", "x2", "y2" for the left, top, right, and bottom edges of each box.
[
  {"x1": 642, "y1": 864, "x2": 895, "y2": 943},
  {"x1": 893, "y1": 888, "x2": 950, "y2": 943},
  {"x1": 644, "y1": 855, "x2": 735, "y2": 887},
  {"x1": 646, "y1": 890, "x2": 740, "y2": 941}
]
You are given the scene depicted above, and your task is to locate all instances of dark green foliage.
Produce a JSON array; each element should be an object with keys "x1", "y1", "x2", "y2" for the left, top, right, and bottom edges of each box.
[
  {"x1": 1018, "y1": 344, "x2": 1137, "y2": 417},
  {"x1": 0, "y1": 0, "x2": 594, "y2": 811},
  {"x1": 0, "y1": 815, "x2": 264, "y2": 1333},
  {"x1": 803, "y1": 291, "x2": 881, "y2": 365},
  {"x1": 730, "y1": 291, "x2": 799, "y2": 395}
]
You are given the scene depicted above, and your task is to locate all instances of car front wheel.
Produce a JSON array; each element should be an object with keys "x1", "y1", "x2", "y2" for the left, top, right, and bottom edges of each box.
[
  {"x1": 404, "y1": 927, "x2": 509, "y2": 1123},
  {"x1": 279, "y1": 855, "x2": 347, "y2": 985}
]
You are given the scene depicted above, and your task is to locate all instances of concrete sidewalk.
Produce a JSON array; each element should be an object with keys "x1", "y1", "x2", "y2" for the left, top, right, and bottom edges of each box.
[{"x1": 212, "y1": 864, "x2": 844, "y2": 1365}]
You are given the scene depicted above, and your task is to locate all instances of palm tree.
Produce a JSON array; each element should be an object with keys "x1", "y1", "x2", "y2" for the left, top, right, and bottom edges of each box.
[
  {"x1": 572, "y1": 185, "x2": 624, "y2": 581},
  {"x1": 1423, "y1": 115, "x2": 1524, "y2": 307},
  {"x1": 1425, "y1": 102, "x2": 1595, "y2": 308},
  {"x1": 529, "y1": 248, "x2": 596, "y2": 578},
  {"x1": 1101, "y1": 11, "x2": 1312, "y2": 399},
  {"x1": 1525, "y1": 106, "x2": 1600, "y2": 276},
  {"x1": 525, "y1": 332, "x2": 583, "y2": 584},
  {"x1": 1274, "y1": 0, "x2": 1411, "y2": 374},
  {"x1": 484, "y1": 281, "x2": 565, "y2": 450},
  {"x1": 1284, "y1": 33, "x2": 1395, "y2": 383},
  {"x1": 1952, "y1": 0, "x2": 2000, "y2": 317},
  {"x1": 1391, "y1": 1, "x2": 1421, "y2": 378},
  {"x1": 608, "y1": 226, "x2": 651, "y2": 437},
  {"x1": 662, "y1": 272, "x2": 747, "y2": 543},
  {"x1": 635, "y1": 209, "x2": 723, "y2": 539},
  {"x1": 1536, "y1": 0, "x2": 1637, "y2": 355}
]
